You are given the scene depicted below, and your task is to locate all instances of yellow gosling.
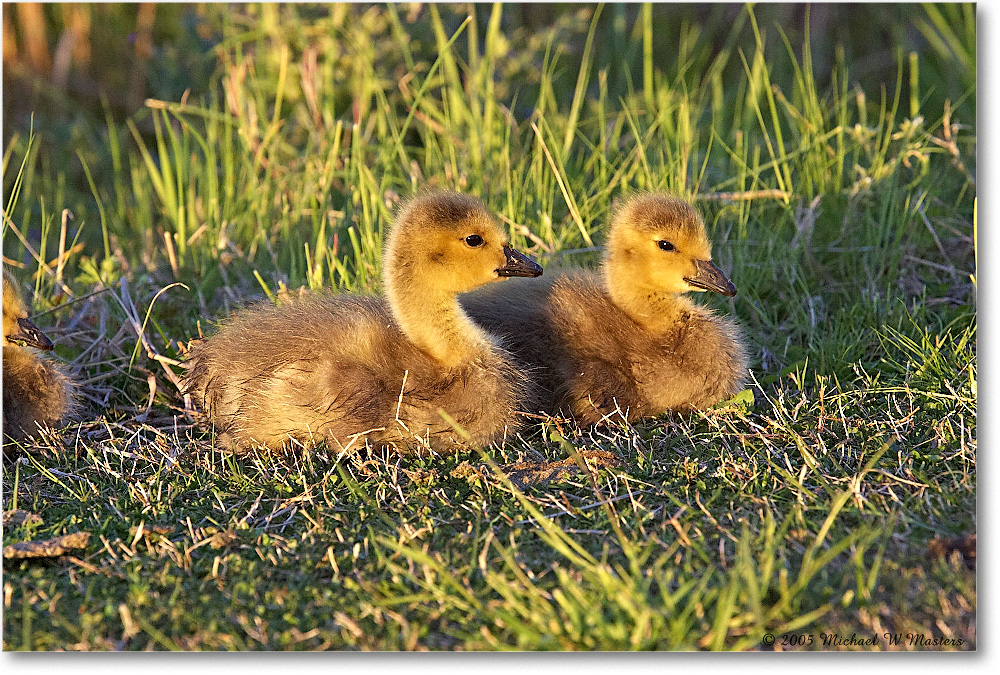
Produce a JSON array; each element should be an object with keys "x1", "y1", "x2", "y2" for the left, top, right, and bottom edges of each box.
[
  {"x1": 3, "y1": 270, "x2": 78, "y2": 443},
  {"x1": 184, "y1": 191, "x2": 543, "y2": 453},
  {"x1": 462, "y1": 193, "x2": 748, "y2": 425}
]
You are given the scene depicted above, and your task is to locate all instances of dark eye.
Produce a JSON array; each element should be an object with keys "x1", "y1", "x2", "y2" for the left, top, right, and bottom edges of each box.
[
  {"x1": 465, "y1": 234, "x2": 484, "y2": 247},
  {"x1": 658, "y1": 240, "x2": 675, "y2": 251}
]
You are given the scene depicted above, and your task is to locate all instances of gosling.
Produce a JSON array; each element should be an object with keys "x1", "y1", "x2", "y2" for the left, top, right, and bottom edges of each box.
[
  {"x1": 2, "y1": 270, "x2": 78, "y2": 443},
  {"x1": 462, "y1": 194, "x2": 748, "y2": 426},
  {"x1": 184, "y1": 192, "x2": 543, "y2": 454}
]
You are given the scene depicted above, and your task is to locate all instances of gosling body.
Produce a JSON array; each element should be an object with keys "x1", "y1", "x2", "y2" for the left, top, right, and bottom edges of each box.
[
  {"x1": 2, "y1": 271, "x2": 77, "y2": 442},
  {"x1": 463, "y1": 194, "x2": 748, "y2": 426},
  {"x1": 185, "y1": 192, "x2": 542, "y2": 453}
]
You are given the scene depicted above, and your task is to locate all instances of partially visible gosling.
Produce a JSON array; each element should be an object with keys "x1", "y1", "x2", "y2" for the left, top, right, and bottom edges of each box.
[
  {"x1": 185, "y1": 192, "x2": 543, "y2": 454},
  {"x1": 2, "y1": 271, "x2": 77, "y2": 442},
  {"x1": 462, "y1": 194, "x2": 748, "y2": 426}
]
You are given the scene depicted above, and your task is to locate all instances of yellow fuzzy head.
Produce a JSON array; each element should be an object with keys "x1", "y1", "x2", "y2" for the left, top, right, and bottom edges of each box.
[
  {"x1": 3, "y1": 270, "x2": 29, "y2": 338},
  {"x1": 604, "y1": 194, "x2": 735, "y2": 297},
  {"x1": 384, "y1": 192, "x2": 541, "y2": 296}
]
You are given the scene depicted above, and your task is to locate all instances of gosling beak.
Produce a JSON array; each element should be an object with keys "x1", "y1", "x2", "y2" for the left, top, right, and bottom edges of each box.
[
  {"x1": 8, "y1": 317, "x2": 54, "y2": 350},
  {"x1": 684, "y1": 259, "x2": 737, "y2": 297},
  {"x1": 497, "y1": 245, "x2": 543, "y2": 278}
]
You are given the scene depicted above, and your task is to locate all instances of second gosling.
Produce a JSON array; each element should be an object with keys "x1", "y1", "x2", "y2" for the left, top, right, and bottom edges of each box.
[
  {"x1": 2, "y1": 270, "x2": 78, "y2": 443},
  {"x1": 462, "y1": 194, "x2": 748, "y2": 426},
  {"x1": 184, "y1": 192, "x2": 543, "y2": 454}
]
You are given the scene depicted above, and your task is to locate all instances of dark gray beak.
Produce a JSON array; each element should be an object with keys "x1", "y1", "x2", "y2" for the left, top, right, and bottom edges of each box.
[
  {"x1": 684, "y1": 259, "x2": 737, "y2": 296},
  {"x1": 497, "y1": 245, "x2": 543, "y2": 278},
  {"x1": 8, "y1": 317, "x2": 54, "y2": 350}
]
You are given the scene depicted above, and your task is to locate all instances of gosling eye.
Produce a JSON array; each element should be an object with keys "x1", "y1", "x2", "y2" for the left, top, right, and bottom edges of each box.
[
  {"x1": 465, "y1": 234, "x2": 484, "y2": 247},
  {"x1": 658, "y1": 240, "x2": 675, "y2": 252}
]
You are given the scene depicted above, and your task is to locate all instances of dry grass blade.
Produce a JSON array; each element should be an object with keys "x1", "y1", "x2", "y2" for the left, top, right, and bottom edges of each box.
[
  {"x1": 500, "y1": 450, "x2": 621, "y2": 489},
  {"x1": 698, "y1": 189, "x2": 792, "y2": 202},
  {"x1": 113, "y1": 277, "x2": 189, "y2": 398},
  {"x1": 530, "y1": 120, "x2": 592, "y2": 247},
  {"x1": 3, "y1": 509, "x2": 43, "y2": 527},
  {"x1": 4, "y1": 531, "x2": 91, "y2": 559}
]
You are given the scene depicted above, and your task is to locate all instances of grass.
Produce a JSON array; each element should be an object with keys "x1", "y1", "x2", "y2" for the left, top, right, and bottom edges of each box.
[{"x1": 1, "y1": 3, "x2": 975, "y2": 651}]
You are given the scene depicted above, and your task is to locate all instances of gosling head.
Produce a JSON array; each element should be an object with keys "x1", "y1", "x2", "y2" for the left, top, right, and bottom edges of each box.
[
  {"x1": 385, "y1": 192, "x2": 542, "y2": 296},
  {"x1": 3, "y1": 270, "x2": 53, "y2": 351},
  {"x1": 605, "y1": 194, "x2": 737, "y2": 298}
]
